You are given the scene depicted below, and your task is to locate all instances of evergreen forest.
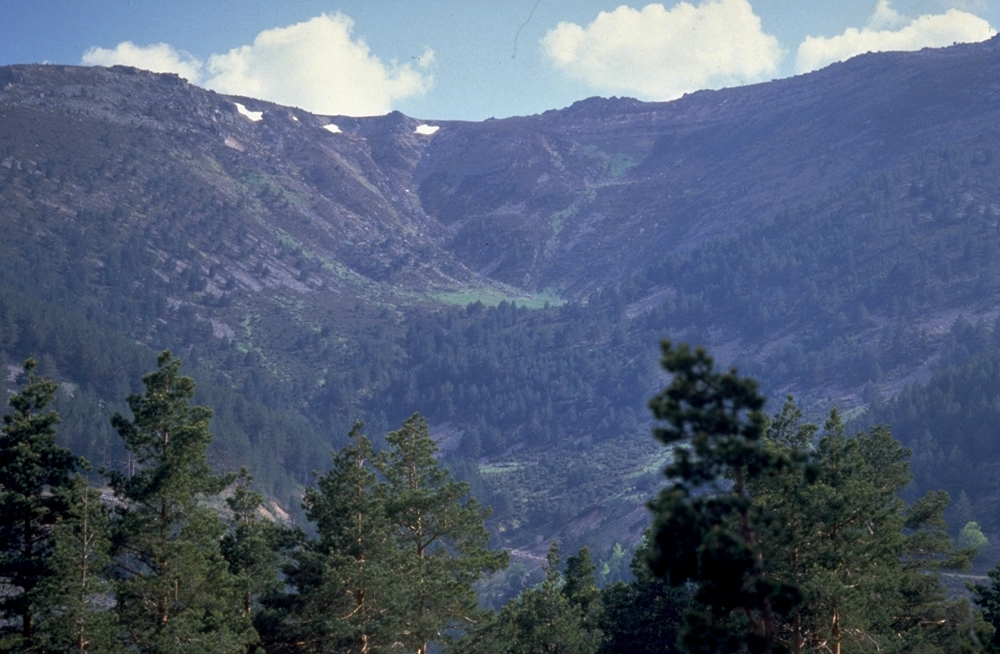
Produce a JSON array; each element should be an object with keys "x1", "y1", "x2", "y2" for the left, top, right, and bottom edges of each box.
[
  {"x1": 6, "y1": 41, "x2": 1000, "y2": 653},
  {"x1": 3, "y1": 343, "x2": 1000, "y2": 654}
]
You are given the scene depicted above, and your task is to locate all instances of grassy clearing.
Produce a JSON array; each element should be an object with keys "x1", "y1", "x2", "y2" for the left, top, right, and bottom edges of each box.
[
  {"x1": 609, "y1": 153, "x2": 639, "y2": 178},
  {"x1": 571, "y1": 143, "x2": 639, "y2": 179}
]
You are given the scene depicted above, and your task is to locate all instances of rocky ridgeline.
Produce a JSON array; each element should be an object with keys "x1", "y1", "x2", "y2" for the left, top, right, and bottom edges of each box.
[{"x1": 5, "y1": 35, "x2": 1000, "y2": 296}]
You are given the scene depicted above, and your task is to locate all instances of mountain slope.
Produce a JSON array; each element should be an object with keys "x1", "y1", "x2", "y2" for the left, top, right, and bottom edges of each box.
[
  {"x1": 414, "y1": 37, "x2": 1000, "y2": 293},
  {"x1": 5, "y1": 37, "x2": 1000, "y2": 560}
]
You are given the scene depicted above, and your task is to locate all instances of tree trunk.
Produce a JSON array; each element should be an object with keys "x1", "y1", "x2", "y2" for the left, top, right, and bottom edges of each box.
[{"x1": 831, "y1": 605, "x2": 841, "y2": 654}]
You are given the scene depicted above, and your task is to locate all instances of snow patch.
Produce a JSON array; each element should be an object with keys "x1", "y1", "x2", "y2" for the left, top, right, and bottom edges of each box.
[
  {"x1": 323, "y1": 123, "x2": 342, "y2": 134},
  {"x1": 415, "y1": 124, "x2": 439, "y2": 135},
  {"x1": 234, "y1": 102, "x2": 263, "y2": 122}
]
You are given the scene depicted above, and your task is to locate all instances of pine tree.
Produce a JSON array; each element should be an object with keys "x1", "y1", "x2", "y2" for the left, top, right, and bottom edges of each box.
[
  {"x1": 893, "y1": 489, "x2": 984, "y2": 654},
  {"x1": 455, "y1": 542, "x2": 598, "y2": 654},
  {"x1": 34, "y1": 475, "x2": 117, "y2": 653},
  {"x1": 376, "y1": 413, "x2": 508, "y2": 654},
  {"x1": 646, "y1": 342, "x2": 801, "y2": 654},
  {"x1": 261, "y1": 416, "x2": 506, "y2": 653},
  {"x1": 752, "y1": 401, "x2": 982, "y2": 654},
  {"x1": 972, "y1": 563, "x2": 1000, "y2": 653},
  {"x1": 563, "y1": 546, "x2": 600, "y2": 630},
  {"x1": 598, "y1": 537, "x2": 692, "y2": 654},
  {"x1": 752, "y1": 409, "x2": 894, "y2": 654},
  {"x1": 0, "y1": 358, "x2": 81, "y2": 650},
  {"x1": 106, "y1": 350, "x2": 253, "y2": 654},
  {"x1": 220, "y1": 468, "x2": 282, "y2": 653},
  {"x1": 257, "y1": 422, "x2": 404, "y2": 653}
]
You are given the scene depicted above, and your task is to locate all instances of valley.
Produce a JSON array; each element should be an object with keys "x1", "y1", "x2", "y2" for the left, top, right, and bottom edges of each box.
[{"x1": 4, "y1": 35, "x2": 1000, "y2": 574}]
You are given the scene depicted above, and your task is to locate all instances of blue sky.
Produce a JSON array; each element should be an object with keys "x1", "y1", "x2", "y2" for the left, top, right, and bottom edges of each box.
[{"x1": 0, "y1": 0, "x2": 995, "y2": 120}]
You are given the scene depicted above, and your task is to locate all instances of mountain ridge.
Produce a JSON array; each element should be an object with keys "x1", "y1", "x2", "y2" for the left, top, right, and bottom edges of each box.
[
  {"x1": 6, "y1": 35, "x2": 1000, "y2": 297},
  {"x1": 6, "y1": 37, "x2": 1000, "y2": 561}
]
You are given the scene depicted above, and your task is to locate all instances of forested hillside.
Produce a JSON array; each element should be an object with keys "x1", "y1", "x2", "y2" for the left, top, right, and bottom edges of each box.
[
  {"x1": 865, "y1": 330, "x2": 1000, "y2": 542},
  {"x1": 5, "y1": 36, "x2": 1000, "y2": 559},
  {"x1": 4, "y1": 342, "x2": 997, "y2": 653}
]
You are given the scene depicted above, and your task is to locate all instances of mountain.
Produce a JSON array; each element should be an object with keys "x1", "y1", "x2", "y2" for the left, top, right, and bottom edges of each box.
[{"x1": 5, "y1": 36, "x2": 1000, "y2": 565}]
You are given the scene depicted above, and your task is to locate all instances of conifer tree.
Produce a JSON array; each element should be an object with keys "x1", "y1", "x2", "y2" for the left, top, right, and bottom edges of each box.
[
  {"x1": 598, "y1": 530, "x2": 693, "y2": 654},
  {"x1": 377, "y1": 413, "x2": 508, "y2": 654},
  {"x1": 220, "y1": 468, "x2": 283, "y2": 653},
  {"x1": 892, "y1": 489, "x2": 985, "y2": 653},
  {"x1": 563, "y1": 546, "x2": 600, "y2": 629},
  {"x1": 106, "y1": 350, "x2": 253, "y2": 654},
  {"x1": 257, "y1": 422, "x2": 404, "y2": 653},
  {"x1": 597, "y1": 537, "x2": 692, "y2": 654},
  {"x1": 261, "y1": 415, "x2": 505, "y2": 653},
  {"x1": 0, "y1": 358, "x2": 81, "y2": 650},
  {"x1": 34, "y1": 475, "x2": 117, "y2": 653},
  {"x1": 753, "y1": 409, "x2": 898, "y2": 654},
  {"x1": 646, "y1": 341, "x2": 801, "y2": 654},
  {"x1": 752, "y1": 401, "x2": 982, "y2": 654},
  {"x1": 455, "y1": 542, "x2": 598, "y2": 654},
  {"x1": 972, "y1": 564, "x2": 1000, "y2": 653}
]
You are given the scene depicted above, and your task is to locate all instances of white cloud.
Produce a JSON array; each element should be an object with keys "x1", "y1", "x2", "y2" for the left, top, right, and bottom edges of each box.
[
  {"x1": 204, "y1": 14, "x2": 433, "y2": 116},
  {"x1": 796, "y1": 1, "x2": 994, "y2": 73},
  {"x1": 81, "y1": 42, "x2": 203, "y2": 82},
  {"x1": 866, "y1": 0, "x2": 907, "y2": 30},
  {"x1": 80, "y1": 13, "x2": 434, "y2": 117},
  {"x1": 539, "y1": 0, "x2": 783, "y2": 101},
  {"x1": 415, "y1": 48, "x2": 436, "y2": 69}
]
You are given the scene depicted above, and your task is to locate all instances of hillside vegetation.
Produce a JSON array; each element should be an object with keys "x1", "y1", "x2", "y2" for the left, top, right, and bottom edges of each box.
[{"x1": 4, "y1": 37, "x2": 1000, "y2": 557}]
